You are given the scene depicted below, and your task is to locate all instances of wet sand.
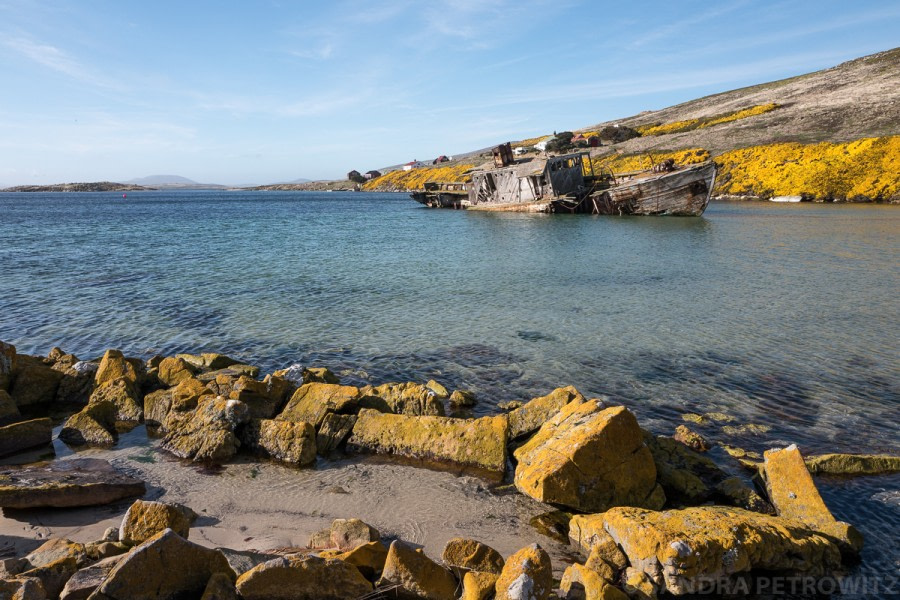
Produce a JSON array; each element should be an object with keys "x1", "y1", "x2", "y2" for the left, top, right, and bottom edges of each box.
[{"x1": 0, "y1": 427, "x2": 575, "y2": 572}]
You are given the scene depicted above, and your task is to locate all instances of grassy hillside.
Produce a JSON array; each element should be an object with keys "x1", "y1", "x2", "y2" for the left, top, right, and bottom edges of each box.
[{"x1": 365, "y1": 48, "x2": 900, "y2": 202}]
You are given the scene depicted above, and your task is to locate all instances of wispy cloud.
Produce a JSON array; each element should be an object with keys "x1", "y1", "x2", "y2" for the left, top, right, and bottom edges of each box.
[
  {"x1": 0, "y1": 35, "x2": 122, "y2": 90},
  {"x1": 627, "y1": 0, "x2": 751, "y2": 49}
]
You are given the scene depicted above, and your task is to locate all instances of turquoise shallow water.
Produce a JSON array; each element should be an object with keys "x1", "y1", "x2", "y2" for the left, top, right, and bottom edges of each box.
[{"x1": 1, "y1": 190, "x2": 899, "y2": 582}]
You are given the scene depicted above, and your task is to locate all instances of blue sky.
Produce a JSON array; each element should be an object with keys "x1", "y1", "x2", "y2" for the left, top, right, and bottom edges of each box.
[{"x1": 0, "y1": 0, "x2": 897, "y2": 186}]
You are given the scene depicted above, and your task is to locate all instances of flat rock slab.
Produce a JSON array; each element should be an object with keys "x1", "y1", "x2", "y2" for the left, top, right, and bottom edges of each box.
[{"x1": 0, "y1": 458, "x2": 145, "y2": 508}]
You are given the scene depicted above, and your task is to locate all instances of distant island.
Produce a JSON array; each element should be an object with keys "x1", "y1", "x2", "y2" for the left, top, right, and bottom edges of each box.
[{"x1": 2, "y1": 182, "x2": 152, "y2": 192}]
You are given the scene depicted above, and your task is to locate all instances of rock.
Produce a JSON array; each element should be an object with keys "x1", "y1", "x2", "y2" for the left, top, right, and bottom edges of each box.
[
  {"x1": 714, "y1": 476, "x2": 772, "y2": 514},
  {"x1": 278, "y1": 383, "x2": 360, "y2": 426},
  {"x1": 176, "y1": 353, "x2": 241, "y2": 371},
  {"x1": 162, "y1": 396, "x2": 249, "y2": 462},
  {"x1": 301, "y1": 367, "x2": 340, "y2": 384},
  {"x1": 84, "y1": 542, "x2": 128, "y2": 561},
  {"x1": 348, "y1": 409, "x2": 508, "y2": 474},
  {"x1": 507, "y1": 385, "x2": 584, "y2": 439},
  {"x1": 568, "y1": 525, "x2": 628, "y2": 573},
  {"x1": 316, "y1": 413, "x2": 357, "y2": 455},
  {"x1": 144, "y1": 377, "x2": 211, "y2": 429},
  {"x1": 377, "y1": 540, "x2": 458, "y2": 600},
  {"x1": 0, "y1": 340, "x2": 15, "y2": 391},
  {"x1": 762, "y1": 445, "x2": 863, "y2": 556},
  {"x1": 16, "y1": 557, "x2": 78, "y2": 599},
  {"x1": 119, "y1": 500, "x2": 197, "y2": 545},
  {"x1": 805, "y1": 453, "x2": 900, "y2": 475},
  {"x1": 88, "y1": 378, "x2": 142, "y2": 422},
  {"x1": 0, "y1": 577, "x2": 47, "y2": 600},
  {"x1": 494, "y1": 544, "x2": 552, "y2": 600},
  {"x1": 583, "y1": 545, "x2": 621, "y2": 583},
  {"x1": 462, "y1": 571, "x2": 498, "y2": 600},
  {"x1": 560, "y1": 563, "x2": 629, "y2": 600},
  {"x1": 156, "y1": 356, "x2": 197, "y2": 386},
  {"x1": 623, "y1": 567, "x2": 657, "y2": 600},
  {"x1": 449, "y1": 390, "x2": 476, "y2": 407},
  {"x1": 514, "y1": 402, "x2": 663, "y2": 512},
  {"x1": 236, "y1": 554, "x2": 372, "y2": 600},
  {"x1": 672, "y1": 424, "x2": 709, "y2": 452},
  {"x1": 497, "y1": 401, "x2": 522, "y2": 411},
  {"x1": 95, "y1": 529, "x2": 235, "y2": 600},
  {"x1": 200, "y1": 571, "x2": 238, "y2": 600},
  {"x1": 59, "y1": 401, "x2": 117, "y2": 446},
  {"x1": 426, "y1": 380, "x2": 449, "y2": 398},
  {"x1": 101, "y1": 528, "x2": 119, "y2": 542},
  {"x1": 307, "y1": 529, "x2": 333, "y2": 550},
  {"x1": 358, "y1": 382, "x2": 445, "y2": 416},
  {"x1": 59, "y1": 555, "x2": 122, "y2": 600},
  {"x1": 0, "y1": 417, "x2": 52, "y2": 457},
  {"x1": 585, "y1": 506, "x2": 842, "y2": 596},
  {"x1": 528, "y1": 510, "x2": 571, "y2": 544},
  {"x1": 441, "y1": 538, "x2": 504, "y2": 578},
  {"x1": 216, "y1": 549, "x2": 276, "y2": 577},
  {"x1": 0, "y1": 458, "x2": 145, "y2": 508},
  {"x1": 229, "y1": 375, "x2": 293, "y2": 419},
  {"x1": 240, "y1": 419, "x2": 316, "y2": 466},
  {"x1": 9, "y1": 357, "x2": 64, "y2": 407},
  {"x1": 318, "y1": 541, "x2": 388, "y2": 580},
  {"x1": 52, "y1": 359, "x2": 95, "y2": 405},
  {"x1": 329, "y1": 518, "x2": 380, "y2": 551},
  {"x1": 94, "y1": 350, "x2": 138, "y2": 388},
  {"x1": 271, "y1": 364, "x2": 306, "y2": 385},
  {"x1": 0, "y1": 389, "x2": 20, "y2": 425},
  {"x1": 24, "y1": 538, "x2": 88, "y2": 571}
]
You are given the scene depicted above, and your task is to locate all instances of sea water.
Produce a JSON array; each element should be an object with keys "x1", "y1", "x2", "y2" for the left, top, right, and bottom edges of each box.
[{"x1": 1, "y1": 190, "x2": 898, "y2": 581}]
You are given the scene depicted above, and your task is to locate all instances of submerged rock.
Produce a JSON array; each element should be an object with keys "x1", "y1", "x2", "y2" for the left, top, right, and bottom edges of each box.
[
  {"x1": 514, "y1": 401, "x2": 663, "y2": 512},
  {"x1": 672, "y1": 424, "x2": 709, "y2": 452},
  {"x1": 762, "y1": 445, "x2": 863, "y2": 556},
  {"x1": 377, "y1": 540, "x2": 458, "y2": 600},
  {"x1": 119, "y1": 499, "x2": 197, "y2": 545},
  {"x1": 0, "y1": 458, "x2": 145, "y2": 508},
  {"x1": 347, "y1": 409, "x2": 508, "y2": 474},
  {"x1": 59, "y1": 401, "x2": 117, "y2": 446},
  {"x1": 494, "y1": 544, "x2": 553, "y2": 600},
  {"x1": 507, "y1": 385, "x2": 584, "y2": 440},
  {"x1": 573, "y1": 506, "x2": 842, "y2": 596},
  {"x1": 805, "y1": 453, "x2": 900, "y2": 476},
  {"x1": 236, "y1": 554, "x2": 372, "y2": 600},
  {"x1": 0, "y1": 417, "x2": 53, "y2": 457}
]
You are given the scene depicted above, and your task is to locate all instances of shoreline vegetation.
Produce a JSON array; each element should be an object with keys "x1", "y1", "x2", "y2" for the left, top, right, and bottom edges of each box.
[
  {"x1": 4, "y1": 48, "x2": 898, "y2": 203},
  {"x1": 2, "y1": 340, "x2": 899, "y2": 598}
]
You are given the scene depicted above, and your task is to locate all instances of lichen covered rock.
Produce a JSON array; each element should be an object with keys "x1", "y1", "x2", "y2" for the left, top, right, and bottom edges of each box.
[
  {"x1": 441, "y1": 537, "x2": 504, "y2": 578},
  {"x1": 0, "y1": 340, "x2": 15, "y2": 391},
  {"x1": 377, "y1": 540, "x2": 458, "y2": 600},
  {"x1": 358, "y1": 382, "x2": 445, "y2": 416},
  {"x1": 805, "y1": 453, "x2": 900, "y2": 476},
  {"x1": 162, "y1": 396, "x2": 249, "y2": 462},
  {"x1": 88, "y1": 377, "x2": 142, "y2": 422},
  {"x1": 317, "y1": 541, "x2": 388, "y2": 580},
  {"x1": 236, "y1": 554, "x2": 372, "y2": 600},
  {"x1": 0, "y1": 389, "x2": 20, "y2": 425},
  {"x1": 156, "y1": 356, "x2": 197, "y2": 387},
  {"x1": 560, "y1": 563, "x2": 629, "y2": 600},
  {"x1": 316, "y1": 413, "x2": 357, "y2": 455},
  {"x1": 94, "y1": 349, "x2": 138, "y2": 388},
  {"x1": 119, "y1": 500, "x2": 197, "y2": 545},
  {"x1": 240, "y1": 419, "x2": 316, "y2": 466},
  {"x1": 507, "y1": 385, "x2": 584, "y2": 439},
  {"x1": 514, "y1": 402, "x2": 662, "y2": 512},
  {"x1": 348, "y1": 409, "x2": 508, "y2": 474},
  {"x1": 278, "y1": 382, "x2": 360, "y2": 425},
  {"x1": 462, "y1": 571, "x2": 498, "y2": 600},
  {"x1": 59, "y1": 401, "x2": 117, "y2": 446},
  {"x1": 0, "y1": 417, "x2": 53, "y2": 457},
  {"x1": 9, "y1": 356, "x2": 64, "y2": 407},
  {"x1": 494, "y1": 544, "x2": 553, "y2": 600}
]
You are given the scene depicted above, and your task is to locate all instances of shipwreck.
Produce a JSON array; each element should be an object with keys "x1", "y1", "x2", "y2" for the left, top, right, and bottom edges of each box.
[{"x1": 410, "y1": 143, "x2": 717, "y2": 216}]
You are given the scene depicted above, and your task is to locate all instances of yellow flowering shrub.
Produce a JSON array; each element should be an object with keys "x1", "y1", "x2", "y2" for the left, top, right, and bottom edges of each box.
[
  {"x1": 715, "y1": 136, "x2": 900, "y2": 201},
  {"x1": 362, "y1": 163, "x2": 475, "y2": 191},
  {"x1": 513, "y1": 135, "x2": 550, "y2": 147},
  {"x1": 637, "y1": 103, "x2": 779, "y2": 136},
  {"x1": 587, "y1": 148, "x2": 710, "y2": 174}
]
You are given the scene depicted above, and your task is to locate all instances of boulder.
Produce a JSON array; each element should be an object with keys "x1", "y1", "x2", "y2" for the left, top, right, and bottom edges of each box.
[
  {"x1": 348, "y1": 409, "x2": 508, "y2": 474},
  {"x1": 580, "y1": 506, "x2": 842, "y2": 596},
  {"x1": 318, "y1": 541, "x2": 388, "y2": 580},
  {"x1": 94, "y1": 350, "x2": 138, "y2": 388},
  {"x1": 23, "y1": 538, "x2": 89, "y2": 571},
  {"x1": 162, "y1": 396, "x2": 249, "y2": 462},
  {"x1": 59, "y1": 555, "x2": 122, "y2": 600},
  {"x1": 119, "y1": 500, "x2": 197, "y2": 545},
  {"x1": 52, "y1": 358, "x2": 95, "y2": 405},
  {"x1": 200, "y1": 571, "x2": 238, "y2": 600},
  {"x1": 0, "y1": 340, "x2": 15, "y2": 390},
  {"x1": 236, "y1": 554, "x2": 372, "y2": 600},
  {"x1": 229, "y1": 375, "x2": 293, "y2": 419},
  {"x1": 376, "y1": 540, "x2": 458, "y2": 600},
  {"x1": 278, "y1": 383, "x2": 360, "y2": 425},
  {"x1": 9, "y1": 356, "x2": 64, "y2": 407},
  {"x1": 494, "y1": 544, "x2": 553, "y2": 600},
  {"x1": 762, "y1": 445, "x2": 863, "y2": 556},
  {"x1": 316, "y1": 413, "x2": 357, "y2": 455},
  {"x1": 529, "y1": 510, "x2": 571, "y2": 544},
  {"x1": 0, "y1": 417, "x2": 52, "y2": 457},
  {"x1": 144, "y1": 377, "x2": 210, "y2": 429},
  {"x1": 301, "y1": 367, "x2": 340, "y2": 384},
  {"x1": 514, "y1": 402, "x2": 663, "y2": 512},
  {"x1": 176, "y1": 353, "x2": 241, "y2": 371},
  {"x1": 462, "y1": 571, "x2": 498, "y2": 600},
  {"x1": 95, "y1": 529, "x2": 235, "y2": 600},
  {"x1": 805, "y1": 453, "x2": 900, "y2": 476},
  {"x1": 88, "y1": 378, "x2": 142, "y2": 422},
  {"x1": 560, "y1": 563, "x2": 629, "y2": 600},
  {"x1": 623, "y1": 568, "x2": 657, "y2": 600},
  {"x1": 0, "y1": 389, "x2": 20, "y2": 425},
  {"x1": 240, "y1": 419, "x2": 316, "y2": 466},
  {"x1": 567, "y1": 526, "x2": 628, "y2": 573},
  {"x1": 441, "y1": 538, "x2": 504, "y2": 578},
  {"x1": 16, "y1": 556, "x2": 79, "y2": 598},
  {"x1": 0, "y1": 578, "x2": 46, "y2": 600},
  {"x1": 0, "y1": 458, "x2": 145, "y2": 508},
  {"x1": 672, "y1": 424, "x2": 709, "y2": 452},
  {"x1": 426, "y1": 380, "x2": 449, "y2": 398},
  {"x1": 448, "y1": 389, "x2": 475, "y2": 406},
  {"x1": 507, "y1": 385, "x2": 584, "y2": 439},
  {"x1": 358, "y1": 382, "x2": 445, "y2": 416},
  {"x1": 156, "y1": 356, "x2": 197, "y2": 386},
  {"x1": 329, "y1": 518, "x2": 380, "y2": 551},
  {"x1": 59, "y1": 401, "x2": 117, "y2": 446}
]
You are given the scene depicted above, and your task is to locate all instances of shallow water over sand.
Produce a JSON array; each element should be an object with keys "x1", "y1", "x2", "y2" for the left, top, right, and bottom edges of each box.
[{"x1": 0, "y1": 191, "x2": 898, "y2": 588}]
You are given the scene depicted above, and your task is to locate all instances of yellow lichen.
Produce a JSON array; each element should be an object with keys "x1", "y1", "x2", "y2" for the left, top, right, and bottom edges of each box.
[{"x1": 361, "y1": 163, "x2": 475, "y2": 191}]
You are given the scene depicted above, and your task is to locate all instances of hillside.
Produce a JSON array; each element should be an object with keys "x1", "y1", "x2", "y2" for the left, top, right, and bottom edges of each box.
[
  {"x1": 1, "y1": 182, "x2": 151, "y2": 192},
  {"x1": 363, "y1": 48, "x2": 900, "y2": 202}
]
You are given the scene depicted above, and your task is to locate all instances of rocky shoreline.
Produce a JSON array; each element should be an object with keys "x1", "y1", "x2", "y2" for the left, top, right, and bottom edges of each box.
[{"x1": 1, "y1": 340, "x2": 899, "y2": 599}]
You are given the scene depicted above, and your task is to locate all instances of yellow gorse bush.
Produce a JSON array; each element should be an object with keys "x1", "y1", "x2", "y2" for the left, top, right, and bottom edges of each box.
[
  {"x1": 587, "y1": 148, "x2": 710, "y2": 174},
  {"x1": 638, "y1": 104, "x2": 779, "y2": 136},
  {"x1": 362, "y1": 163, "x2": 475, "y2": 191},
  {"x1": 715, "y1": 136, "x2": 900, "y2": 201}
]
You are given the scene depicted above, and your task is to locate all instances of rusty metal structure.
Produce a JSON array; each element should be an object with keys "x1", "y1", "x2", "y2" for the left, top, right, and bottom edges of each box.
[
  {"x1": 492, "y1": 143, "x2": 514, "y2": 168},
  {"x1": 468, "y1": 152, "x2": 592, "y2": 211}
]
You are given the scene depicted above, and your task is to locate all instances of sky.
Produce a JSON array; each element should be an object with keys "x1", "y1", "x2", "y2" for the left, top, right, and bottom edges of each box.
[{"x1": 0, "y1": 0, "x2": 898, "y2": 186}]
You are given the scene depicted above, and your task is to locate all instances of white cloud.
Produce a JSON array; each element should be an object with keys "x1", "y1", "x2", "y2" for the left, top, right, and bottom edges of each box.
[{"x1": 0, "y1": 35, "x2": 123, "y2": 91}]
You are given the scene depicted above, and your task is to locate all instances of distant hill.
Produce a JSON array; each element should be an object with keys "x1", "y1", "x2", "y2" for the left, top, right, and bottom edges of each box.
[
  {"x1": 126, "y1": 175, "x2": 199, "y2": 186},
  {"x1": 1, "y1": 182, "x2": 151, "y2": 192}
]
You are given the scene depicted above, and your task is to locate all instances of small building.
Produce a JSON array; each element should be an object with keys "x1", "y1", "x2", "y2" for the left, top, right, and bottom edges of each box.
[
  {"x1": 513, "y1": 146, "x2": 527, "y2": 155},
  {"x1": 364, "y1": 170, "x2": 381, "y2": 180},
  {"x1": 433, "y1": 155, "x2": 449, "y2": 164},
  {"x1": 402, "y1": 160, "x2": 423, "y2": 172},
  {"x1": 347, "y1": 170, "x2": 362, "y2": 180},
  {"x1": 492, "y1": 142, "x2": 514, "y2": 168}
]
